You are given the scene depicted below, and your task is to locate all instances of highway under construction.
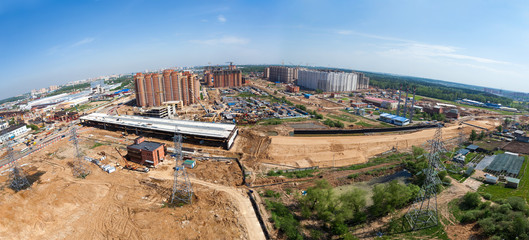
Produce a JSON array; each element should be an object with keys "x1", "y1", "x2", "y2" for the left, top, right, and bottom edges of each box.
[{"x1": 79, "y1": 113, "x2": 239, "y2": 149}]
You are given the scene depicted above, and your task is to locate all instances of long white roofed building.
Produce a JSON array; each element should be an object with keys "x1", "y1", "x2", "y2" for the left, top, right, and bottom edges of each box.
[
  {"x1": 297, "y1": 69, "x2": 369, "y2": 92},
  {"x1": 80, "y1": 113, "x2": 239, "y2": 149}
]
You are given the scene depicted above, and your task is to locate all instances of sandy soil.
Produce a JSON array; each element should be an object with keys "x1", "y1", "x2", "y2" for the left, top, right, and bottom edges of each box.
[
  {"x1": 260, "y1": 120, "x2": 498, "y2": 168},
  {"x1": 0, "y1": 129, "x2": 263, "y2": 240}
]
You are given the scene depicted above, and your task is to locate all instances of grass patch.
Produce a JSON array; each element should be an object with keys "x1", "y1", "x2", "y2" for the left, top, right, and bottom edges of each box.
[
  {"x1": 339, "y1": 152, "x2": 410, "y2": 171},
  {"x1": 384, "y1": 215, "x2": 450, "y2": 240},
  {"x1": 267, "y1": 169, "x2": 318, "y2": 178},
  {"x1": 90, "y1": 142, "x2": 104, "y2": 149},
  {"x1": 259, "y1": 117, "x2": 307, "y2": 125},
  {"x1": 327, "y1": 114, "x2": 357, "y2": 123},
  {"x1": 356, "y1": 121, "x2": 374, "y2": 127}
]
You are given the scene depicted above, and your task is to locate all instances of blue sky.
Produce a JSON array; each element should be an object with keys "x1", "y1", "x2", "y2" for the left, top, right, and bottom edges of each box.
[{"x1": 1, "y1": 0, "x2": 529, "y2": 99}]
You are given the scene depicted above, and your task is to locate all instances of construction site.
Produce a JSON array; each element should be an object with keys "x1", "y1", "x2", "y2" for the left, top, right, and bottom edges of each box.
[{"x1": 2, "y1": 65, "x2": 526, "y2": 240}]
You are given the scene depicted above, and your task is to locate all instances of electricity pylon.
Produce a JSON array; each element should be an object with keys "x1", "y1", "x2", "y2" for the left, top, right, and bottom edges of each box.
[
  {"x1": 70, "y1": 127, "x2": 90, "y2": 178},
  {"x1": 170, "y1": 131, "x2": 193, "y2": 204},
  {"x1": 405, "y1": 125, "x2": 446, "y2": 230},
  {"x1": 7, "y1": 143, "x2": 30, "y2": 191}
]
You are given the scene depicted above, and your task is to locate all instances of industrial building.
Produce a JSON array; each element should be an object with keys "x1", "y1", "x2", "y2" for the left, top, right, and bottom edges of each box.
[
  {"x1": 265, "y1": 66, "x2": 297, "y2": 83},
  {"x1": 0, "y1": 124, "x2": 30, "y2": 143},
  {"x1": 379, "y1": 113, "x2": 410, "y2": 126},
  {"x1": 363, "y1": 97, "x2": 398, "y2": 110},
  {"x1": 297, "y1": 69, "x2": 369, "y2": 92},
  {"x1": 126, "y1": 137, "x2": 166, "y2": 167},
  {"x1": 80, "y1": 113, "x2": 239, "y2": 149},
  {"x1": 134, "y1": 70, "x2": 200, "y2": 108}
]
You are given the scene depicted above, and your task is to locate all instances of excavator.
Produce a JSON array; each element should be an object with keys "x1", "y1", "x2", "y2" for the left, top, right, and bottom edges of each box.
[{"x1": 114, "y1": 147, "x2": 149, "y2": 173}]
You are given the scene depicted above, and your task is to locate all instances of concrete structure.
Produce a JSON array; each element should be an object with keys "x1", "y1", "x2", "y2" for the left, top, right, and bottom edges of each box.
[
  {"x1": 204, "y1": 71, "x2": 214, "y2": 87},
  {"x1": 297, "y1": 69, "x2": 369, "y2": 92},
  {"x1": 213, "y1": 68, "x2": 243, "y2": 88},
  {"x1": 263, "y1": 67, "x2": 269, "y2": 79},
  {"x1": 80, "y1": 113, "x2": 239, "y2": 149},
  {"x1": 266, "y1": 66, "x2": 296, "y2": 83},
  {"x1": 0, "y1": 124, "x2": 30, "y2": 143},
  {"x1": 52, "y1": 111, "x2": 79, "y2": 122},
  {"x1": 127, "y1": 137, "x2": 166, "y2": 167},
  {"x1": 134, "y1": 70, "x2": 200, "y2": 108}
]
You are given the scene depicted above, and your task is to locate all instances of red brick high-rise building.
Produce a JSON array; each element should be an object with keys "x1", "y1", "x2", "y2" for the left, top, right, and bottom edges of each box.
[
  {"x1": 134, "y1": 70, "x2": 200, "y2": 108},
  {"x1": 213, "y1": 69, "x2": 243, "y2": 88}
]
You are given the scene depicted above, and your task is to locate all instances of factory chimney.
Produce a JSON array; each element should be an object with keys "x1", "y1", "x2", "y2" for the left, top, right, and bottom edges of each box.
[{"x1": 403, "y1": 85, "x2": 410, "y2": 119}]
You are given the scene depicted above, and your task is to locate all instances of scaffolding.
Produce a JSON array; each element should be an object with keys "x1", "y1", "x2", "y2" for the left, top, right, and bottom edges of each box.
[
  {"x1": 170, "y1": 132, "x2": 193, "y2": 204},
  {"x1": 405, "y1": 125, "x2": 446, "y2": 230},
  {"x1": 7, "y1": 143, "x2": 30, "y2": 191},
  {"x1": 70, "y1": 127, "x2": 90, "y2": 178}
]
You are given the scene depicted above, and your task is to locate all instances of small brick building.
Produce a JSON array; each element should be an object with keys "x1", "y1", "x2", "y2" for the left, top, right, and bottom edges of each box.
[{"x1": 126, "y1": 137, "x2": 166, "y2": 167}]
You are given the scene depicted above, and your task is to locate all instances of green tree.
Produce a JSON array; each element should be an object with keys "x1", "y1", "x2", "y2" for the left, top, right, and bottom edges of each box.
[
  {"x1": 299, "y1": 180, "x2": 335, "y2": 221},
  {"x1": 370, "y1": 180, "x2": 413, "y2": 217},
  {"x1": 469, "y1": 130, "x2": 477, "y2": 143},
  {"x1": 478, "y1": 130, "x2": 486, "y2": 140},
  {"x1": 337, "y1": 188, "x2": 367, "y2": 223},
  {"x1": 497, "y1": 125, "x2": 503, "y2": 132}
]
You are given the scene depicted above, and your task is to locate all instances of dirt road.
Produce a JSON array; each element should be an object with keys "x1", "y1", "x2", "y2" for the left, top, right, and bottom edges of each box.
[
  {"x1": 150, "y1": 169, "x2": 266, "y2": 240},
  {"x1": 262, "y1": 120, "x2": 498, "y2": 168}
]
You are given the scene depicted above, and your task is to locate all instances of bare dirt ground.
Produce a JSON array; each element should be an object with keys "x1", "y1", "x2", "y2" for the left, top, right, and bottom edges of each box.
[
  {"x1": 0, "y1": 128, "x2": 264, "y2": 240},
  {"x1": 257, "y1": 120, "x2": 498, "y2": 168}
]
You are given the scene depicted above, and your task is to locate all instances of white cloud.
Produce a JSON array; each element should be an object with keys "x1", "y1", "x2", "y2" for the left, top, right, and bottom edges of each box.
[
  {"x1": 382, "y1": 42, "x2": 510, "y2": 65},
  {"x1": 71, "y1": 37, "x2": 95, "y2": 48},
  {"x1": 337, "y1": 30, "x2": 352, "y2": 35},
  {"x1": 217, "y1": 15, "x2": 226, "y2": 23},
  {"x1": 191, "y1": 36, "x2": 249, "y2": 45}
]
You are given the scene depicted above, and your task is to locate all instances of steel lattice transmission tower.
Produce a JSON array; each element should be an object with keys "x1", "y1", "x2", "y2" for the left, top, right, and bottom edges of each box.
[
  {"x1": 405, "y1": 125, "x2": 446, "y2": 230},
  {"x1": 70, "y1": 127, "x2": 90, "y2": 178},
  {"x1": 6, "y1": 143, "x2": 30, "y2": 191},
  {"x1": 458, "y1": 128, "x2": 466, "y2": 146},
  {"x1": 170, "y1": 132, "x2": 193, "y2": 204}
]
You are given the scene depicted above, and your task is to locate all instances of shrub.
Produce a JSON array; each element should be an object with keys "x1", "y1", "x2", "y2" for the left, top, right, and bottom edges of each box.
[
  {"x1": 461, "y1": 192, "x2": 481, "y2": 210},
  {"x1": 482, "y1": 193, "x2": 492, "y2": 200},
  {"x1": 460, "y1": 211, "x2": 478, "y2": 223},
  {"x1": 347, "y1": 173, "x2": 359, "y2": 179},
  {"x1": 506, "y1": 197, "x2": 528, "y2": 213},
  {"x1": 264, "y1": 190, "x2": 281, "y2": 198}
]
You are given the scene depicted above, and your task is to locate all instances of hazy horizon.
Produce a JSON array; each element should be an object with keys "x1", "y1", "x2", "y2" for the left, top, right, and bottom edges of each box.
[{"x1": 1, "y1": 0, "x2": 528, "y2": 99}]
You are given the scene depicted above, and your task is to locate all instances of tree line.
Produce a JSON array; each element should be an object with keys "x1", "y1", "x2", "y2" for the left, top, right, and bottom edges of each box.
[{"x1": 366, "y1": 73, "x2": 513, "y2": 106}]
